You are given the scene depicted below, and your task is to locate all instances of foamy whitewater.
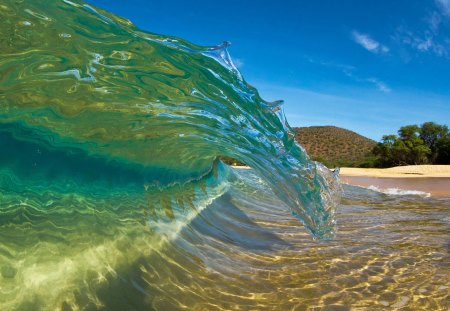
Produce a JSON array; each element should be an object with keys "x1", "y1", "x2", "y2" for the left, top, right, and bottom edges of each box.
[
  {"x1": 1, "y1": 1, "x2": 449, "y2": 310},
  {"x1": 366, "y1": 185, "x2": 431, "y2": 198}
]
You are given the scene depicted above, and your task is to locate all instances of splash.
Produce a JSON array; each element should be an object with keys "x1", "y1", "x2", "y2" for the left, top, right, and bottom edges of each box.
[{"x1": 0, "y1": 0, "x2": 341, "y2": 308}]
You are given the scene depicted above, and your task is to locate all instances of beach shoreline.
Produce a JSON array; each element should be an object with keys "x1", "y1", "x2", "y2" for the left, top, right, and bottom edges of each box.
[
  {"x1": 233, "y1": 165, "x2": 450, "y2": 196},
  {"x1": 339, "y1": 165, "x2": 450, "y2": 178},
  {"x1": 339, "y1": 165, "x2": 450, "y2": 197},
  {"x1": 234, "y1": 165, "x2": 450, "y2": 178}
]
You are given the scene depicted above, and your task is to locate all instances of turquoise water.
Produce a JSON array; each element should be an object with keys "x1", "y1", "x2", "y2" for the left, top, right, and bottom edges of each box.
[
  {"x1": 0, "y1": 0, "x2": 340, "y2": 238},
  {"x1": 1, "y1": 1, "x2": 449, "y2": 310}
]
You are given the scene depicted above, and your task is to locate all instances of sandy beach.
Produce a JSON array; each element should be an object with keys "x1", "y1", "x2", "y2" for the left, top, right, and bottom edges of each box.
[
  {"x1": 340, "y1": 165, "x2": 450, "y2": 178},
  {"x1": 235, "y1": 165, "x2": 450, "y2": 177},
  {"x1": 340, "y1": 165, "x2": 450, "y2": 196}
]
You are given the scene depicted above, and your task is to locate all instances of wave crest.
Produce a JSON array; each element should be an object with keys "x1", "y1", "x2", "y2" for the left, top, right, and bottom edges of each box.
[{"x1": 0, "y1": 0, "x2": 340, "y2": 238}]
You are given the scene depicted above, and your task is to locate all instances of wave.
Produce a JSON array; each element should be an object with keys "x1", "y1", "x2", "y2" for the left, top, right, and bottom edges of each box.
[
  {"x1": 0, "y1": 0, "x2": 340, "y2": 237},
  {"x1": 366, "y1": 185, "x2": 431, "y2": 198},
  {"x1": 1, "y1": 1, "x2": 341, "y2": 308}
]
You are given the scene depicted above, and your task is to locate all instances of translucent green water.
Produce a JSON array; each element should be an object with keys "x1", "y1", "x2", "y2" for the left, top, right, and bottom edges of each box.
[
  {"x1": 0, "y1": 0, "x2": 344, "y2": 309},
  {"x1": 0, "y1": 0, "x2": 340, "y2": 237}
]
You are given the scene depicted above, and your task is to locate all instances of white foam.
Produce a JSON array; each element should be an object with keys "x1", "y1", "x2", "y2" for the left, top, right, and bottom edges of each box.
[{"x1": 367, "y1": 185, "x2": 431, "y2": 198}]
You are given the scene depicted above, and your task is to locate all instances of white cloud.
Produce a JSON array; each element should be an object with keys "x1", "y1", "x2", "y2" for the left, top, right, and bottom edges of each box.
[
  {"x1": 400, "y1": 30, "x2": 448, "y2": 57},
  {"x1": 394, "y1": 4, "x2": 450, "y2": 60},
  {"x1": 351, "y1": 31, "x2": 389, "y2": 54},
  {"x1": 367, "y1": 78, "x2": 391, "y2": 93},
  {"x1": 416, "y1": 38, "x2": 433, "y2": 51},
  {"x1": 427, "y1": 12, "x2": 442, "y2": 32},
  {"x1": 436, "y1": 0, "x2": 450, "y2": 16},
  {"x1": 389, "y1": 1, "x2": 450, "y2": 59},
  {"x1": 303, "y1": 56, "x2": 391, "y2": 93},
  {"x1": 342, "y1": 68, "x2": 392, "y2": 93}
]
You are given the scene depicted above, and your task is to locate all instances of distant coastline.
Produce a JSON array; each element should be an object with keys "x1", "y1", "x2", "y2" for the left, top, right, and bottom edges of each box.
[{"x1": 294, "y1": 123, "x2": 450, "y2": 169}]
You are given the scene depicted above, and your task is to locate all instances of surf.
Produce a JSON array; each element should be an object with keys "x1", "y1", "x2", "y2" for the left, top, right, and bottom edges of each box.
[
  {"x1": 0, "y1": 0, "x2": 340, "y2": 237},
  {"x1": 0, "y1": 0, "x2": 341, "y2": 308}
]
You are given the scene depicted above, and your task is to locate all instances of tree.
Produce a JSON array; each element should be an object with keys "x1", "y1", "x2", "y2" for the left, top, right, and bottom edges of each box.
[
  {"x1": 373, "y1": 135, "x2": 397, "y2": 167},
  {"x1": 403, "y1": 137, "x2": 430, "y2": 165},
  {"x1": 398, "y1": 125, "x2": 420, "y2": 141},
  {"x1": 436, "y1": 135, "x2": 450, "y2": 164},
  {"x1": 396, "y1": 125, "x2": 430, "y2": 165},
  {"x1": 372, "y1": 122, "x2": 450, "y2": 167},
  {"x1": 372, "y1": 126, "x2": 431, "y2": 167},
  {"x1": 420, "y1": 122, "x2": 449, "y2": 163}
]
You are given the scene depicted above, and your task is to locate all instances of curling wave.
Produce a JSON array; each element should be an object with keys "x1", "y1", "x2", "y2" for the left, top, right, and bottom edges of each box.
[
  {"x1": 0, "y1": 0, "x2": 341, "y2": 308},
  {"x1": 0, "y1": 0, "x2": 340, "y2": 237}
]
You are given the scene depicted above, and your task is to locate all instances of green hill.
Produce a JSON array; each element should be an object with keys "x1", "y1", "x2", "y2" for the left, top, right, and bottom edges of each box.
[{"x1": 294, "y1": 126, "x2": 377, "y2": 167}]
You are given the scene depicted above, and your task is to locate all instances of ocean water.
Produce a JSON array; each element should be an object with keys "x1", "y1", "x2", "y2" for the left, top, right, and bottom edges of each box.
[
  {"x1": 1, "y1": 167, "x2": 449, "y2": 310},
  {"x1": 0, "y1": 1, "x2": 449, "y2": 310},
  {"x1": 341, "y1": 176, "x2": 450, "y2": 197}
]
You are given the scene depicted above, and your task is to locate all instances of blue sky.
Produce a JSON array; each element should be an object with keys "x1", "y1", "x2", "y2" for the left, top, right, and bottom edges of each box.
[{"x1": 87, "y1": 0, "x2": 450, "y2": 140}]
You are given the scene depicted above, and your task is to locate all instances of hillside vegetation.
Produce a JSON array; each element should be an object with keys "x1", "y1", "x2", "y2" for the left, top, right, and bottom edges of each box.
[
  {"x1": 373, "y1": 122, "x2": 450, "y2": 166},
  {"x1": 223, "y1": 122, "x2": 449, "y2": 168},
  {"x1": 294, "y1": 126, "x2": 376, "y2": 168}
]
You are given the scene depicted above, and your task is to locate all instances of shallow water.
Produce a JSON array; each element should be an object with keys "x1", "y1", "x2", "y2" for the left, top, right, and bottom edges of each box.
[
  {"x1": 162, "y1": 180, "x2": 446, "y2": 311},
  {"x1": 341, "y1": 176, "x2": 450, "y2": 197},
  {"x1": 146, "y1": 170, "x2": 450, "y2": 311},
  {"x1": 1, "y1": 168, "x2": 449, "y2": 310}
]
